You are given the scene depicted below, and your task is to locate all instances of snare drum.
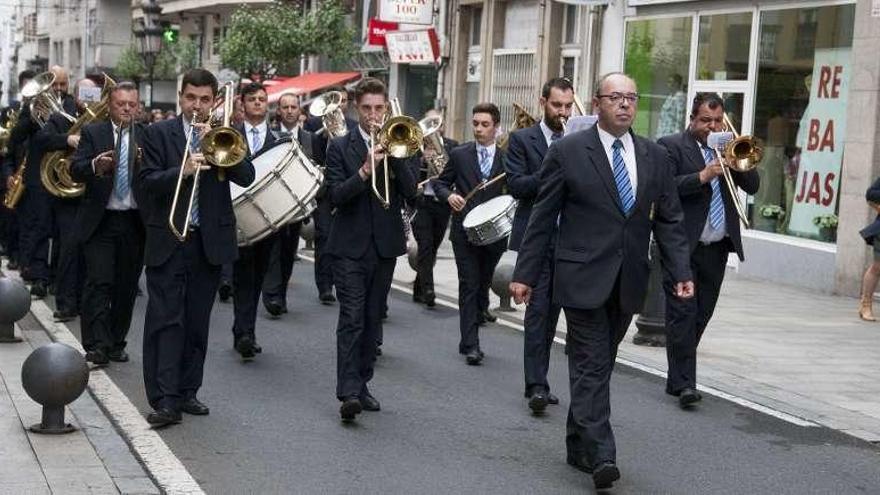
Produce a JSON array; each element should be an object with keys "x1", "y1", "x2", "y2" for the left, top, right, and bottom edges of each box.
[
  {"x1": 462, "y1": 195, "x2": 517, "y2": 246},
  {"x1": 231, "y1": 137, "x2": 323, "y2": 246}
]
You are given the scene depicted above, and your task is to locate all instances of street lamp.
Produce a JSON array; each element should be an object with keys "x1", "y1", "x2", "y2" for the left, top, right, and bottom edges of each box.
[{"x1": 133, "y1": 0, "x2": 163, "y2": 108}]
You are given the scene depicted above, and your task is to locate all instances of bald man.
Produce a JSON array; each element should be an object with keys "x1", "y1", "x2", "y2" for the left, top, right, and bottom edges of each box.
[{"x1": 42, "y1": 77, "x2": 97, "y2": 321}]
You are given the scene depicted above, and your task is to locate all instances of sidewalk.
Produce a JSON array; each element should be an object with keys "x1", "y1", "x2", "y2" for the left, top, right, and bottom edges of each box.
[
  {"x1": 0, "y1": 311, "x2": 159, "y2": 494},
  {"x1": 392, "y1": 239, "x2": 880, "y2": 443}
]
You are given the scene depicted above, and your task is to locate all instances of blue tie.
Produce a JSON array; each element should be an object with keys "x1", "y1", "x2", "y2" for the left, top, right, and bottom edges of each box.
[
  {"x1": 702, "y1": 147, "x2": 725, "y2": 230},
  {"x1": 478, "y1": 146, "x2": 491, "y2": 180},
  {"x1": 611, "y1": 139, "x2": 635, "y2": 214},
  {"x1": 115, "y1": 128, "x2": 129, "y2": 202},
  {"x1": 251, "y1": 127, "x2": 261, "y2": 154},
  {"x1": 189, "y1": 124, "x2": 201, "y2": 227},
  {"x1": 551, "y1": 131, "x2": 562, "y2": 142}
]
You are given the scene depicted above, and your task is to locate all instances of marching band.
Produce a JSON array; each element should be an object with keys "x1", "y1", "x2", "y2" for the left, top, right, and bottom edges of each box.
[{"x1": 0, "y1": 64, "x2": 763, "y2": 490}]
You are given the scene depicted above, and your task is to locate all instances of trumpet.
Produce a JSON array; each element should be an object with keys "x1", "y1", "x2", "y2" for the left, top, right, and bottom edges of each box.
[
  {"x1": 707, "y1": 112, "x2": 763, "y2": 229},
  {"x1": 368, "y1": 98, "x2": 423, "y2": 209},
  {"x1": 168, "y1": 83, "x2": 247, "y2": 242}
]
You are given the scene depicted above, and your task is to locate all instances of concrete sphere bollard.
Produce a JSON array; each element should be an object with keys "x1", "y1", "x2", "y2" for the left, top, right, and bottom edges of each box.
[
  {"x1": 0, "y1": 277, "x2": 31, "y2": 343},
  {"x1": 490, "y1": 262, "x2": 516, "y2": 312},
  {"x1": 21, "y1": 343, "x2": 89, "y2": 434},
  {"x1": 406, "y1": 237, "x2": 418, "y2": 271},
  {"x1": 300, "y1": 218, "x2": 315, "y2": 250}
]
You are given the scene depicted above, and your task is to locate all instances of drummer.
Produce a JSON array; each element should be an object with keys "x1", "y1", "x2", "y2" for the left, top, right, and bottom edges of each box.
[
  {"x1": 433, "y1": 103, "x2": 508, "y2": 366},
  {"x1": 228, "y1": 82, "x2": 281, "y2": 361}
]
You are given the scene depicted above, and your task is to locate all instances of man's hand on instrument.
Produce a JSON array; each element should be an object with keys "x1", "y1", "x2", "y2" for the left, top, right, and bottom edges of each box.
[
  {"x1": 699, "y1": 161, "x2": 724, "y2": 183},
  {"x1": 184, "y1": 152, "x2": 210, "y2": 178},
  {"x1": 193, "y1": 122, "x2": 211, "y2": 139},
  {"x1": 448, "y1": 193, "x2": 466, "y2": 212},
  {"x1": 358, "y1": 160, "x2": 373, "y2": 180},
  {"x1": 510, "y1": 282, "x2": 532, "y2": 305},
  {"x1": 67, "y1": 134, "x2": 80, "y2": 149},
  {"x1": 93, "y1": 150, "x2": 115, "y2": 177},
  {"x1": 674, "y1": 280, "x2": 695, "y2": 299}
]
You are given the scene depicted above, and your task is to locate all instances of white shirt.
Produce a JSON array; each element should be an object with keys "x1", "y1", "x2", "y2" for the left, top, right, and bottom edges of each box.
[
  {"x1": 539, "y1": 120, "x2": 562, "y2": 148},
  {"x1": 279, "y1": 122, "x2": 300, "y2": 137},
  {"x1": 697, "y1": 140, "x2": 728, "y2": 243},
  {"x1": 102, "y1": 121, "x2": 137, "y2": 211},
  {"x1": 597, "y1": 125, "x2": 638, "y2": 194},
  {"x1": 475, "y1": 142, "x2": 497, "y2": 177},
  {"x1": 244, "y1": 120, "x2": 269, "y2": 154}
]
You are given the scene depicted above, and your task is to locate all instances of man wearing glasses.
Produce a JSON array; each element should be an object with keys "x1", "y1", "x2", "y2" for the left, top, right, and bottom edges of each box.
[{"x1": 510, "y1": 73, "x2": 693, "y2": 489}]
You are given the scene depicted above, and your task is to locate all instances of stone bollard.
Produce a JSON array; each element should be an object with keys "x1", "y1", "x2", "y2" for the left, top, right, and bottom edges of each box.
[
  {"x1": 491, "y1": 262, "x2": 516, "y2": 312},
  {"x1": 300, "y1": 219, "x2": 315, "y2": 250},
  {"x1": 633, "y1": 240, "x2": 666, "y2": 347},
  {"x1": 0, "y1": 276, "x2": 30, "y2": 343},
  {"x1": 406, "y1": 236, "x2": 418, "y2": 271},
  {"x1": 21, "y1": 343, "x2": 89, "y2": 434}
]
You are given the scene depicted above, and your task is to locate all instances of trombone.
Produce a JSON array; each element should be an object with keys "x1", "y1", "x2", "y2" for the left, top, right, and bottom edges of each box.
[
  {"x1": 368, "y1": 98, "x2": 423, "y2": 209},
  {"x1": 168, "y1": 82, "x2": 247, "y2": 242},
  {"x1": 708, "y1": 112, "x2": 763, "y2": 229}
]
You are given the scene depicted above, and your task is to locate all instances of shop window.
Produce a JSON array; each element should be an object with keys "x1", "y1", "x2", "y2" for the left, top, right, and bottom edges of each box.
[
  {"x1": 563, "y1": 5, "x2": 579, "y2": 45},
  {"x1": 751, "y1": 4, "x2": 855, "y2": 242},
  {"x1": 696, "y1": 12, "x2": 752, "y2": 81},
  {"x1": 624, "y1": 16, "x2": 692, "y2": 140}
]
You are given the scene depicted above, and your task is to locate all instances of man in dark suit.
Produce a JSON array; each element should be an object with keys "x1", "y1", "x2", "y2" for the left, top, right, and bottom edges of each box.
[
  {"x1": 228, "y1": 82, "x2": 281, "y2": 360},
  {"x1": 411, "y1": 109, "x2": 457, "y2": 308},
  {"x1": 657, "y1": 93, "x2": 760, "y2": 408},
  {"x1": 434, "y1": 103, "x2": 508, "y2": 366},
  {"x1": 305, "y1": 86, "x2": 357, "y2": 304},
  {"x1": 138, "y1": 69, "x2": 255, "y2": 427},
  {"x1": 505, "y1": 77, "x2": 574, "y2": 413},
  {"x1": 261, "y1": 93, "x2": 316, "y2": 315},
  {"x1": 510, "y1": 73, "x2": 694, "y2": 489},
  {"x1": 325, "y1": 78, "x2": 417, "y2": 421},
  {"x1": 70, "y1": 81, "x2": 145, "y2": 365},
  {"x1": 41, "y1": 77, "x2": 100, "y2": 322}
]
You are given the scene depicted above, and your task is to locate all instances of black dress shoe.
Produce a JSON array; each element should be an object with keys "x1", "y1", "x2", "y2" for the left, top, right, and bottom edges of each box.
[
  {"x1": 547, "y1": 392, "x2": 559, "y2": 405},
  {"x1": 566, "y1": 453, "x2": 593, "y2": 474},
  {"x1": 481, "y1": 310, "x2": 497, "y2": 323},
  {"x1": 412, "y1": 291, "x2": 424, "y2": 304},
  {"x1": 235, "y1": 337, "x2": 256, "y2": 360},
  {"x1": 319, "y1": 291, "x2": 336, "y2": 305},
  {"x1": 30, "y1": 280, "x2": 47, "y2": 298},
  {"x1": 253, "y1": 342, "x2": 262, "y2": 354},
  {"x1": 423, "y1": 290, "x2": 436, "y2": 308},
  {"x1": 340, "y1": 397, "x2": 362, "y2": 421},
  {"x1": 147, "y1": 407, "x2": 182, "y2": 427},
  {"x1": 465, "y1": 349, "x2": 483, "y2": 366},
  {"x1": 679, "y1": 388, "x2": 702, "y2": 408},
  {"x1": 592, "y1": 461, "x2": 620, "y2": 489},
  {"x1": 53, "y1": 310, "x2": 78, "y2": 322},
  {"x1": 108, "y1": 349, "x2": 129, "y2": 363},
  {"x1": 528, "y1": 390, "x2": 549, "y2": 414},
  {"x1": 218, "y1": 282, "x2": 232, "y2": 302},
  {"x1": 85, "y1": 349, "x2": 109, "y2": 366},
  {"x1": 180, "y1": 397, "x2": 210, "y2": 415},
  {"x1": 264, "y1": 300, "x2": 284, "y2": 317},
  {"x1": 360, "y1": 393, "x2": 381, "y2": 411}
]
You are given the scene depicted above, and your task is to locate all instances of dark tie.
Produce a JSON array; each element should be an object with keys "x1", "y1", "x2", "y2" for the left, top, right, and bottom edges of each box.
[
  {"x1": 611, "y1": 139, "x2": 635, "y2": 214},
  {"x1": 551, "y1": 131, "x2": 562, "y2": 142}
]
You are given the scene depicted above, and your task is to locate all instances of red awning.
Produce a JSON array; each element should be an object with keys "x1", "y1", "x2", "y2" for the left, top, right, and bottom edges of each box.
[{"x1": 266, "y1": 72, "x2": 361, "y2": 103}]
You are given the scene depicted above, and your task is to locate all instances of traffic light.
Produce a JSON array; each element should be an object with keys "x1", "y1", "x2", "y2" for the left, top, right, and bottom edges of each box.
[{"x1": 162, "y1": 24, "x2": 179, "y2": 44}]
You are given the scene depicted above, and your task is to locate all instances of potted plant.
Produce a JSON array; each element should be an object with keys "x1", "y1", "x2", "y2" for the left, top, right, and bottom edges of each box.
[
  {"x1": 755, "y1": 204, "x2": 784, "y2": 232},
  {"x1": 813, "y1": 214, "x2": 838, "y2": 242}
]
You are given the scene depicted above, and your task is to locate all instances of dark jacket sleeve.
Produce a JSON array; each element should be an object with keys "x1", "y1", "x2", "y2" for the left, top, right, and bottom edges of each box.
[
  {"x1": 432, "y1": 149, "x2": 458, "y2": 203},
  {"x1": 70, "y1": 126, "x2": 99, "y2": 183},
  {"x1": 226, "y1": 155, "x2": 255, "y2": 187},
  {"x1": 326, "y1": 137, "x2": 368, "y2": 207},
  {"x1": 658, "y1": 134, "x2": 703, "y2": 198},
  {"x1": 36, "y1": 115, "x2": 73, "y2": 152},
  {"x1": 392, "y1": 156, "x2": 418, "y2": 201},
  {"x1": 139, "y1": 123, "x2": 182, "y2": 197},
  {"x1": 652, "y1": 148, "x2": 693, "y2": 284},
  {"x1": 867, "y1": 177, "x2": 880, "y2": 203},
  {"x1": 505, "y1": 131, "x2": 539, "y2": 200}
]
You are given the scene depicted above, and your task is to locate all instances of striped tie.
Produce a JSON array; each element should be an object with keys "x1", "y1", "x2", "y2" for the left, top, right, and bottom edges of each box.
[
  {"x1": 611, "y1": 139, "x2": 635, "y2": 214},
  {"x1": 478, "y1": 146, "x2": 491, "y2": 180},
  {"x1": 114, "y1": 128, "x2": 129, "y2": 201},
  {"x1": 189, "y1": 125, "x2": 201, "y2": 227},
  {"x1": 702, "y1": 147, "x2": 725, "y2": 230}
]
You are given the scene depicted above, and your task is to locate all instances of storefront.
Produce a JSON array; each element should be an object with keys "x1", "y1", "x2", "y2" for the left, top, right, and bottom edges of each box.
[{"x1": 620, "y1": 0, "x2": 857, "y2": 291}]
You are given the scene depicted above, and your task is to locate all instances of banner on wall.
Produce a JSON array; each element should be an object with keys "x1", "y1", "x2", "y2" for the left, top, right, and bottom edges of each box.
[
  {"x1": 385, "y1": 29, "x2": 440, "y2": 65},
  {"x1": 379, "y1": 0, "x2": 433, "y2": 25},
  {"x1": 787, "y1": 48, "x2": 851, "y2": 239}
]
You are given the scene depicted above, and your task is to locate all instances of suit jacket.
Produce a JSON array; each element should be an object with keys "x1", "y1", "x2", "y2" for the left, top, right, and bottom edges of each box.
[
  {"x1": 504, "y1": 123, "x2": 549, "y2": 251},
  {"x1": 305, "y1": 115, "x2": 358, "y2": 166},
  {"x1": 138, "y1": 116, "x2": 255, "y2": 267},
  {"x1": 236, "y1": 121, "x2": 278, "y2": 157},
  {"x1": 860, "y1": 177, "x2": 880, "y2": 244},
  {"x1": 324, "y1": 128, "x2": 418, "y2": 259},
  {"x1": 658, "y1": 130, "x2": 760, "y2": 261},
  {"x1": 512, "y1": 125, "x2": 692, "y2": 314},
  {"x1": 433, "y1": 141, "x2": 507, "y2": 244},
  {"x1": 29, "y1": 112, "x2": 81, "y2": 188},
  {"x1": 70, "y1": 121, "x2": 147, "y2": 243}
]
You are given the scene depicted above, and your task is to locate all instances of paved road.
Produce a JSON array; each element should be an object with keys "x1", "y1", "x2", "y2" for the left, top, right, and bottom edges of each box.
[{"x1": 66, "y1": 261, "x2": 880, "y2": 494}]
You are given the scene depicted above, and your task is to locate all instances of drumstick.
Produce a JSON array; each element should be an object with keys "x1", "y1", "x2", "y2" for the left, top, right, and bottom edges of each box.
[{"x1": 464, "y1": 173, "x2": 506, "y2": 203}]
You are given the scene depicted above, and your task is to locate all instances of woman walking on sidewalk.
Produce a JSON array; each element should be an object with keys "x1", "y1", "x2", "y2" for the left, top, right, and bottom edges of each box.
[{"x1": 858, "y1": 177, "x2": 880, "y2": 321}]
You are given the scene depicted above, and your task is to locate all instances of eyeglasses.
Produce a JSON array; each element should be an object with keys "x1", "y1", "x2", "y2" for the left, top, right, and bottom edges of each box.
[{"x1": 597, "y1": 92, "x2": 639, "y2": 104}]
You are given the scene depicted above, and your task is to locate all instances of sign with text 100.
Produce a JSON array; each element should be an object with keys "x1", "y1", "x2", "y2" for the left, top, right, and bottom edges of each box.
[{"x1": 379, "y1": 0, "x2": 434, "y2": 25}]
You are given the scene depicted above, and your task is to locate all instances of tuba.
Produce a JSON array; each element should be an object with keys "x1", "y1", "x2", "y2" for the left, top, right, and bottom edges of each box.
[
  {"x1": 41, "y1": 74, "x2": 117, "y2": 198},
  {"x1": 707, "y1": 112, "x2": 763, "y2": 229},
  {"x1": 310, "y1": 90, "x2": 349, "y2": 139},
  {"x1": 418, "y1": 114, "x2": 447, "y2": 182},
  {"x1": 498, "y1": 103, "x2": 537, "y2": 149},
  {"x1": 23, "y1": 71, "x2": 75, "y2": 128},
  {"x1": 369, "y1": 98, "x2": 422, "y2": 208}
]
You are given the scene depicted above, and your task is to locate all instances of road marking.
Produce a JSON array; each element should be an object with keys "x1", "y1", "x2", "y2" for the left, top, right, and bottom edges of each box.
[
  {"x1": 382, "y1": 274, "x2": 818, "y2": 428},
  {"x1": 2, "y1": 262, "x2": 204, "y2": 495}
]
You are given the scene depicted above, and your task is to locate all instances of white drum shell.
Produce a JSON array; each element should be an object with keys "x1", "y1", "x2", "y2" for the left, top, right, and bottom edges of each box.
[{"x1": 462, "y1": 195, "x2": 517, "y2": 246}]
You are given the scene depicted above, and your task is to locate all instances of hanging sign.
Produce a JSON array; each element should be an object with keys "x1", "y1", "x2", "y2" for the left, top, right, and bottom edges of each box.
[
  {"x1": 379, "y1": 0, "x2": 434, "y2": 25},
  {"x1": 367, "y1": 18, "x2": 400, "y2": 47},
  {"x1": 385, "y1": 29, "x2": 440, "y2": 65}
]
